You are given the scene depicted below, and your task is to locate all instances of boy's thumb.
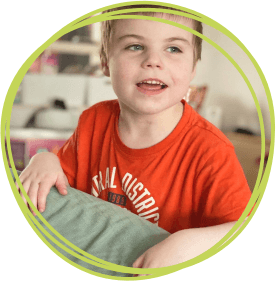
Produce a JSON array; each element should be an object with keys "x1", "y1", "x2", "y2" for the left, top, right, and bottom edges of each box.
[
  {"x1": 55, "y1": 176, "x2": 68, "y2": 195},
  {"x1": 133, "y1": 253, "x2": 145, "y2": 268}
]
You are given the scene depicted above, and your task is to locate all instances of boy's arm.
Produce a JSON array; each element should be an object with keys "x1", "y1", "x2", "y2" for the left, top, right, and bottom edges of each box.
[
  {"x1": 17, "y1": 152, "x2": 69, "y2": 215},
  {"x1": 133, "y1": 220, "x2": 245, "y2": 274}
]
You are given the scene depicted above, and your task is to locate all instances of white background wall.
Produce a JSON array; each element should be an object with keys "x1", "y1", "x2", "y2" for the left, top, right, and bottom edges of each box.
[{"x1": 193, "y1": 24, "x2": 271, "y2": 138}]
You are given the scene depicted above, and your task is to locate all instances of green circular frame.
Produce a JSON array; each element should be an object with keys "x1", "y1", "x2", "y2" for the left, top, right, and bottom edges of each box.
[{"x1": 1, "y1": 1, "x2": 274, "y2": 279}]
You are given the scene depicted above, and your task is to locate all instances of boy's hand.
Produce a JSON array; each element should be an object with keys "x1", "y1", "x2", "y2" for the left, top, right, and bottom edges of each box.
[
  {"x1": 133, "y1": 221, "x2": 238, "y2": 276},
  {"x1": 132, "y1": 232, "x2": 186, "y2": 276},
  {"x1": 16, "y1": 152, "x2": 69, "y2": 216}
]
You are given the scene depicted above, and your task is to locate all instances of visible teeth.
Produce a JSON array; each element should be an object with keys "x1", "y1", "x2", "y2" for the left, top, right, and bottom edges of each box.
[{"x1": 142, "y1": 80, "x2": 165, "y2": 85}]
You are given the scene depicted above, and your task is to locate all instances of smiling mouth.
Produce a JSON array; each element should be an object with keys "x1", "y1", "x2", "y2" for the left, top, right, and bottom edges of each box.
[{"x1": 136, "y1": 79, "x2": 168, "y2": 91}]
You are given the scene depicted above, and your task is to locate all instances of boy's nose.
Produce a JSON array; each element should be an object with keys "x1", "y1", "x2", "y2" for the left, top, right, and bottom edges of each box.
[{"x1": 141, "y1": 52, "x2": 163, "y2": 69}]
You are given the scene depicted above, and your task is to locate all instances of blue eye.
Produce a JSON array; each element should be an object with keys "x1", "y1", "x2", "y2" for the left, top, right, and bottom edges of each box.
[
  {"x1": 167, "y1": 47, "x2": 182, "y2": 53},
  {"x1": 127, "y1": 45, "x2": 144, "y2": 51}
]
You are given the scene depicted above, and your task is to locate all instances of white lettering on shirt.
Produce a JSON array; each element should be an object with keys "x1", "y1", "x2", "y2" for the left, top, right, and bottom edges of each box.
[
  {"x1": 91, "y1": 169, "x2": 159, "y2": 224},
  {"x1": 110, "y1": 167, "x2": 117, "y2": 188}
]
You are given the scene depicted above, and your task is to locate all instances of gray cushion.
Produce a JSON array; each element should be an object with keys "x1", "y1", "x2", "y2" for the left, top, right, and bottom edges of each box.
[{"x1": 11, "y1": 168, "x2": 170, "y2": 277}]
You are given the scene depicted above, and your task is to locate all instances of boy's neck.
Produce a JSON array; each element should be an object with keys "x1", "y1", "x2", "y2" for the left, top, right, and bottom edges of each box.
[{"x1": 118, "y1": 102, "x2": 184, "y2": 149}]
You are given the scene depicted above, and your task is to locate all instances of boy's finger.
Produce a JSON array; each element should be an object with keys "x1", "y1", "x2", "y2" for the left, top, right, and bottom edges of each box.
[
  {"x1": 28, "y1": 202, "x2": 36, "y2": 216},
  {"x1": 28, "y1": 183, "x2": 39, "y2": 216},
  {"x1": 19, "y1": 190, "x2": 28, "y2": 206},
  {"x1": 15, "y1": 182, "x2": 20, "y2": 192},
  {"x1": 37, "y1": 182, "x2": 52, "y2": 213},
  {"x1": 55, "y1": 176, "x2": 68, "y2": 195},
  {"x1": 15, "y1": 177, "x2": 24, "y2": 191},
  {"x1": 63, "y1": 174, "x2": 69, "y2": 186},
  {"x1": 18, "y1": 180, "x2": 30, "y2": 205}
]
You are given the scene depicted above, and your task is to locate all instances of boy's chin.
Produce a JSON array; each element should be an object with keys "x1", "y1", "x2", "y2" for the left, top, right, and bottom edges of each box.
[{"x1": 120, "y1": 100, "x2": 181, "y2": 117}]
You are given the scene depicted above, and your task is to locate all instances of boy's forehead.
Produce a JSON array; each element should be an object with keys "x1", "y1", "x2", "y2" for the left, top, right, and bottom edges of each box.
[
  {"x1": 154, "y1": 12, "x2": 193, "y2": 26},
  {"x1": 111, "y1": 15, "x2": 194, "y2": 41}
]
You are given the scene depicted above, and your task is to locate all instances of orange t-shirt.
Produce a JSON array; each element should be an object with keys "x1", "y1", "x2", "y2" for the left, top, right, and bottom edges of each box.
[{"x1": 57, "y1": 100, "x2": 252, "y2": 233}]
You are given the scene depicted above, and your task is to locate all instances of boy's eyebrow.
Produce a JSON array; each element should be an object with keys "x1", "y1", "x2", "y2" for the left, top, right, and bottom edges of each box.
[
  {"x1": 117, "y1": 34, "x2": 144, "y2": 41},
  {"x1": 117, "y1": 35, "x2": 191, "y2": 45},
  {"x1": 165, "y1": 37, "x2": 191, "y2": 45}
]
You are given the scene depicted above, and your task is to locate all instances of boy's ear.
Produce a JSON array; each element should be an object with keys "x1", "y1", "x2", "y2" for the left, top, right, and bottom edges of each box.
[{"x1": 102, "y1": 62, "x2": 110, "y2": 77}]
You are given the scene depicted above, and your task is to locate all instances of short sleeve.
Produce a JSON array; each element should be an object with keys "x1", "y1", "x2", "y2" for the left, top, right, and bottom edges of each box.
[{"x1": 194, "y1": 144, "x2": 252, "y2": 227}]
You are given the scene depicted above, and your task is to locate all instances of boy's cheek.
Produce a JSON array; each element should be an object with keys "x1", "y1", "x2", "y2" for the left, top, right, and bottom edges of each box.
[
  {"x1": 173, "y1": 66, "x2": 194, "y2": 81},
  {"x1": 110, "y1": 61, "x2": 137, "y2": 79}
]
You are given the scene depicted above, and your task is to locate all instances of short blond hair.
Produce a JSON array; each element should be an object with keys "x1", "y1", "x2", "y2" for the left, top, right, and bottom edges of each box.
[{"x1": 100, "y1": 4, "x2": 203, "y2": 70}]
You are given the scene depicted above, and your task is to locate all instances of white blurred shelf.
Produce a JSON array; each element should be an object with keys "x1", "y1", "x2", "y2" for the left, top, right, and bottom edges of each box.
[
  {"x1": 9, "y1": 128, "x2": 73, "y2": 140},
  {"x1": 46, "y1": 41, "x2": 100, "y2": 56},
  {"x1": 12, "y1": 104, "x2": 88, "y2": 110}
]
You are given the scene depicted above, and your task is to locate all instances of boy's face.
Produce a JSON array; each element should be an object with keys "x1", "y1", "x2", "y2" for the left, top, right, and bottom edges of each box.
[{"x1": 104, "y1": 16, "x2": 197, "y2": 116}]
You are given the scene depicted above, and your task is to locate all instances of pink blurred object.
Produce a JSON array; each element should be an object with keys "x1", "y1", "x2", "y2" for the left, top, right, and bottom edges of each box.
[
  {"x1": 185, "y1": 85, "x2": 207, "y2": 112},
  {"x1": 27, "y1": 138, "x2": 66, "y2": 159},
  {"x1": 41, "y1": 53, "x2": 59, "y2": 74},
  {"x1": 29, "y1": 56, "x2": 42, "y2": 73},
  {"x1": 7, "y1": 138, "x2": 67, "y2": 170}
]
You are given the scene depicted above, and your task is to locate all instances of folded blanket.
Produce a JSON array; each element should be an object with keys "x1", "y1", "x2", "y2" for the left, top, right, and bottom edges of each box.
[{"x1": 10, "y1": 168, "x2": 170, "y2": 277}]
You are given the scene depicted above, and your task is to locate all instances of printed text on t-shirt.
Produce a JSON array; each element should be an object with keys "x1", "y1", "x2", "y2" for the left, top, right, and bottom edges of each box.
[{"x1": 91, "y1": 167, "x2": 159, "y2": 224}]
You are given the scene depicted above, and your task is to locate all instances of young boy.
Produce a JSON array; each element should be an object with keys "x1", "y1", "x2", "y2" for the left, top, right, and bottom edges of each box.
[{"x1": 18, "y1": 4, "x2": 252, "y2": 270}]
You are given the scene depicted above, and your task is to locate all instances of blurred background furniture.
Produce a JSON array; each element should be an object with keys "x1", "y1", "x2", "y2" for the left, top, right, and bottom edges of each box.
[
  {"x1": 5, "y1": 129, "x2": 70, "y2": 171},
  {"x1": 224, "y1": 132, "x2": 270, "y2": 191}
]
